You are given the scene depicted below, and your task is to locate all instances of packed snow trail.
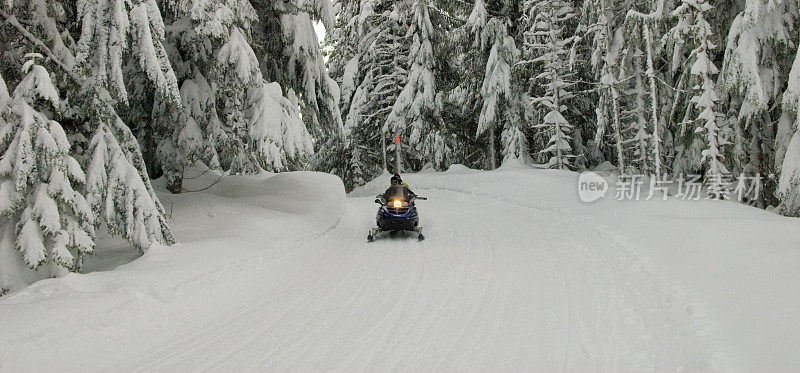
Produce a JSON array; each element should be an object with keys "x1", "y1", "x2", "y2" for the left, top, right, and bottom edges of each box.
[
  {"x1": 14, "y1": 167, "x2": 795, "y2": 370},
  {"x1": 112, "y1": 189, "x2": 716, "y2": 371},
  {"x1": 4, "y1": 166, "x2": 800, "y2": 370}
]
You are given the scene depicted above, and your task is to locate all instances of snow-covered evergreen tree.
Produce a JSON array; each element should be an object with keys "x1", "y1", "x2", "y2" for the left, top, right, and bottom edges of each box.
[
  {"x1": 435, "y1": 0, "x2": 492, "y2": 170},
  {"x1": 671, "y1": 0, "x2": 729, "y2": 198},
  {"x1": 156, "y1": 0, "x2": 256, "y2": 188},
  {"x1": 618, "y1": 32, "x2": 651, "y2": 175},
  {"x1": 581, "y1": 0, "x2": 628, "y2": 172},
  {"x1": 319, "y1": 0, "x2": 409, "y2": 186},
  {"x1": 0, "y1": 72, "x2": 8, "y2": 109},
  {"x1": 778, "y1": 44, "x2": 800, "y2": 215},
  {"x1": 477, "y1": 18, "x2": 519, "y2": 169},
  {"x1": 467, "y1": 0, "x2": 487, "y2": 40},
  {"x1": 248, "y1": 84, "x2": 314, "y2": 171},
  {"x1": 615, "y1": 0, "x2": 667, "y2": 178},
  {"x1": 385, "y1": 0, "x2": 439, "y2": 171},
  {"x1": 71, "y1": 0, "x2": 181, "y2": 247},
  {"x1": 84, "y1": 103, "x2": 175, "y2": 252},
  {"x1": 779, "y1": 124, "x2": 800, "y2": 215},
  {"x1": 663, "y1": 0, "x2": 702, "y2": 177},
  {"x1": 2, "y1": 0, "x2": 177, "y2": 263},
  {"x1": 327, "y1": 0, "x2": 366, "y2": 120},
  {"x1": 160, "y1": 0, "x2": 315, "y2": 179},
  {"x1": 215, "y1": 26, "x2": 262, "y2": 173},
  {"x1": 720, "y1": 0, "x2": 799, "y2": 182},
  {"x1": 501, "y1": 92, "x2": 531, "y2": 163},
  {"x1": 0, "y1": 62, "x2": 94, "y2": 291},
  {"x1": 264, "y1": 0, "x2": 343, "y2": 140},
  {"x1": 624, "y1": 2, "x2": 667, "y2": 179},
  {"x1": 213, "y1": 26, "x2": 315, "y2": 174},
  {"x1": 525, "y1": 0, "x2": 576, "y2": 170}
]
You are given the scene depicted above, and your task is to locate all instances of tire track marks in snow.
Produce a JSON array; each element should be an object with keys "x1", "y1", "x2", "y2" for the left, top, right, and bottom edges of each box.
[
  {"x1": 433, "y1": 216, "x2": 496, "y2": 371},
  {"x1": 117, "y1": 188, "x2": 720, "y2": 371},
  {"x1": 118, "y1": 222, "x2": 360, "y2": 372},
  {"x1": 419, "y1": 187, "x2": 720, "y2": 371}
]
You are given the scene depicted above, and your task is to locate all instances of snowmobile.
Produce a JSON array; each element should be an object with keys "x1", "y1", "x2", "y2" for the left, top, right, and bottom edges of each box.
[{"x1": 367, "y1": 194, "x2": 427, "y2": 242}]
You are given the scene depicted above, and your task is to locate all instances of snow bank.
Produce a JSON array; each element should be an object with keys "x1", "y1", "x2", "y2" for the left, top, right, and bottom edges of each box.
[
  {"x1": 0, "y1": 167, "x2": 345, "y2": 371},
  {"x1": 444, "y1": 163, "x2": 475, "y2": 173},
  {"x1": 170, "y1": 165, "x2": 345, "y2": 229}
]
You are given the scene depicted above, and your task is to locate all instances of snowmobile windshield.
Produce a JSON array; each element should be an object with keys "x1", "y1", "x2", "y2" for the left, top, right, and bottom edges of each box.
[{"x1": 383, "y1": 185, "x2": 414, "y2": 203}]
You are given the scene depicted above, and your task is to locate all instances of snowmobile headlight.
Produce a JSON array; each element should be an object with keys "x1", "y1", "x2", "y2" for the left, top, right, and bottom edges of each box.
[{"x1": 393, "y1": 200, "x2": 402, "y2": 208}]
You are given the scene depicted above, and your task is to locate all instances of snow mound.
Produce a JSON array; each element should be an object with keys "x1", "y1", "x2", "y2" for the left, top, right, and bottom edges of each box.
[
  {"x1": 0, "y1": 170, "x2": 346, "y2": 370},
  {"x1": 418, "y1": 165, "x2": 437, "y2": 173},
  {"x1": 156, "y1": 165, "x2": 345, "y2": 239},
  {"x1": 178, "y1": 166, "x2": 343, "y2": 217},
  {"x1": 592, "y1": 160, "x2": 618, "y2": 172},
  {"x1": 349, "y1": 169, "x2": 392, "y2": 197},
  {"x1": 498, "y1": 155, "x2": 528, "y2": 170},
  {"x1": 445, "y1": 164, "x2": 475, "y2": 173}
]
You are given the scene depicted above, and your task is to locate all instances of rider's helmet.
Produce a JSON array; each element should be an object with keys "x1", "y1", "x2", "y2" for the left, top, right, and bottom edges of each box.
[{"x1": 390, "y1": 173, "x2": 402, "y2": 186}]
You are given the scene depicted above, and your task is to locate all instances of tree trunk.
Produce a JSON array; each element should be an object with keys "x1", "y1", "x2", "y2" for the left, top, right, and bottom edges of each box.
[
  {"x1": 382, "y1": 131, "x2": 388, "y2": 172},
  {"x1": 165, "y1": 166, "x2": 184, "y2": 194},
  {"x1": 645, "y1": 23, "x2": 662, "y2": 180},
  {"x1": 611, "y1": 84, "x2": 626, "y2": 173},
  {"x1": 601, "y1": 0, "x2": 626, "y2": 173},
  {"x1": 395, "y1": 136, "x2": 402, "y2": 173},
  {"x1": 634, "y1": 53, "x2": 649, "y2": 175},
  {"x1": 489, "y1": 129, "x2": 497, "y2": 169}
]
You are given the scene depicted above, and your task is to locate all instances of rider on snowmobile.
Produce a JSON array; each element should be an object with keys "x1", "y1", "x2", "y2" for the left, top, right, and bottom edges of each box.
[
  {"x1": 368, "y1": 173, "x2": 425, "y2": 242},
  {"x1": 383, "y1": 173, "x2": 416, "y2": 202}
]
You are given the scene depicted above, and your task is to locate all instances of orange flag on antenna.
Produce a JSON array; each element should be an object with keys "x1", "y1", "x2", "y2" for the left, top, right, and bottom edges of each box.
[{"x1": 395, "y1": 134, "x2": 400, "y2": 144}]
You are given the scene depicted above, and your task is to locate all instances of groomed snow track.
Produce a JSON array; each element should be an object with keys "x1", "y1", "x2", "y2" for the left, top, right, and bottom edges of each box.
[{"x1": 113, "y1": 188, "x2": 720, "y2": 371}]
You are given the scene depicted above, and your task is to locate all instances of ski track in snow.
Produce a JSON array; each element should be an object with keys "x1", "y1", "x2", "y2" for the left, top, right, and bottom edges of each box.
[{"x1": 112, "y1": 188, "x2": 719, "y2": 372}]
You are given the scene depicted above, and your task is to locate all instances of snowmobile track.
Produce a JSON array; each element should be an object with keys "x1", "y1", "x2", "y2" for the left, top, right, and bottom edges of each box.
[{"x1": 117, "y1": 189, "x2": 721, "y2": 371}]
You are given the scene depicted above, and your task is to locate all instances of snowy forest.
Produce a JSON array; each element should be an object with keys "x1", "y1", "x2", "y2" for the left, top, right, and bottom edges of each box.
[
  {"x1": 322, "y1": 0, "x2": 800, "y2": 212},
  {"x1": 0, "y1": 0, "x2": 799, "y2": 287}
]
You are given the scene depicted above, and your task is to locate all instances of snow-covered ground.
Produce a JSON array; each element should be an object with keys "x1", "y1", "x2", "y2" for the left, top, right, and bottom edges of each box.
[{"x1": 1, "y1": 161, "x2": 799, "y2": 371}]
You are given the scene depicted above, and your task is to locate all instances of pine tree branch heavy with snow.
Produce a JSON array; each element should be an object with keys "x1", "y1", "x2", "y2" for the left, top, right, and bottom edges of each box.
[
  {"x1": 265, "y1": 0, "x2": 343, "y2": 141},
  {"x1": 1, "y1": 2, "x2": 177, "y2": 280},
  {"x1": 75, "y1": 0, "x2": 180, "y2": 106},
  {"x1": 0, "y1": 63, "x2": 94, "y2": 290}
]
